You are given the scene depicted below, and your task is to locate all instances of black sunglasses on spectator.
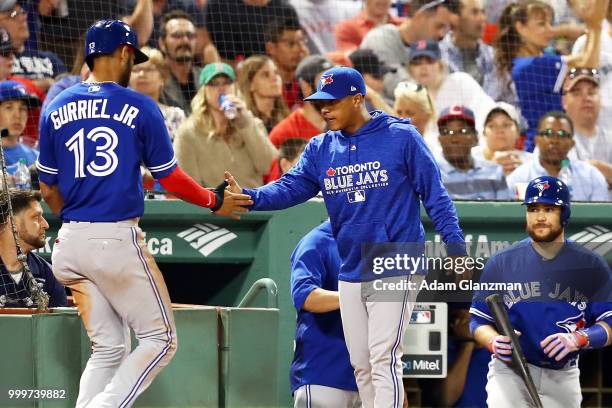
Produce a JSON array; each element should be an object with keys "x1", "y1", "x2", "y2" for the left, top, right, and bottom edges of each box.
[
  {"x1": 439, "y1": 128, "x2": 475, "y2": 136},
  {"x1": 537, "y1": 129, "x2": 572, "y2": 139}
]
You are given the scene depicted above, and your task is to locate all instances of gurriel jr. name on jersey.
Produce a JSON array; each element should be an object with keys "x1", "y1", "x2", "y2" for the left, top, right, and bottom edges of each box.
[{"x1": 49, "y1": 98, "x2": 140, "y2": 130}]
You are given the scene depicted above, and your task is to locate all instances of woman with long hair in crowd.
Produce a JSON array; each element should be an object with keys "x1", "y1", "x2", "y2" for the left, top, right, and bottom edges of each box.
[
  {"x1": 237, "y1": 55, "x2": 289, "y2": 132},
  {"x1": 129, "y1": 47, "x2": 186, "y2": 141},
  {"x1": 174, "y1": 62, "x2": 277, "y2": 188},
  {"x1": 493, "y1": 0, "x2": 607, "y2": 151}
]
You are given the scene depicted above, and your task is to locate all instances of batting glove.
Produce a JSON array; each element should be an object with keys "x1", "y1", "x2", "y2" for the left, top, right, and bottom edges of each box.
[
  {"x1": 487, "y1": 335, "x2": 513, "y2": 363},
  {"x1": 540, "y1": 332, "x2": 588, "y2": 361},
  {"x1": 210, "y1": 180, "x2": 228, "y2": 212}
]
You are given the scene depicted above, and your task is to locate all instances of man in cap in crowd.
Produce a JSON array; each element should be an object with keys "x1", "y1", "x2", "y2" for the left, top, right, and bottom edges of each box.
[
  {"x1": 349, "y1": 48, "x2": 396, "y2": 113},
  {"x1": 436, "y1": 104, "x2": 511, "y2": 200},
  {"x1": 561, "y1": 67, "x2": 612, "y2": 190}
]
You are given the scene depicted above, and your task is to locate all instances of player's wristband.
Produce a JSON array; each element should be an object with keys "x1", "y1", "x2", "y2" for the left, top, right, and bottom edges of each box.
[
  {"x1": 210, "y1": 181, "x2": 228, "y2": 212},
  {"x1": 158, "y1": 166, "x2": 217, "y2": 209},
  {"x1": 578, "y1": 324, "x2": 609, "y2": 349}
]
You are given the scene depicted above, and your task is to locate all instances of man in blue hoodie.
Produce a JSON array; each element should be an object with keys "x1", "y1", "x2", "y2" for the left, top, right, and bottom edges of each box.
[{"x1": 225, "y1": 66, "x2": 465, "y2": 408}]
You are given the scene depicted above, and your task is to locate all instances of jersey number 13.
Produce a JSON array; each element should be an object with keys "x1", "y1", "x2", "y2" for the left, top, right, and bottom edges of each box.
[{"x1": 65, "y1": 126, "x2": 119, "y2": 178}]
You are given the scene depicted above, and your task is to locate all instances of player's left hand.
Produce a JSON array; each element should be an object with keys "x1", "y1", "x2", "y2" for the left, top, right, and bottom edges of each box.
[{"x1": 540, "y1": 332, "x2": 587, "y2": 361}]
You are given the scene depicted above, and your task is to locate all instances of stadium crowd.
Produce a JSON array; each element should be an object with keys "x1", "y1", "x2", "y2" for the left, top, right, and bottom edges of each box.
[
  {"x1": 0, "y1": 2, "x2": 610, "y2": 407},
  {"x1": 0, "y1": 0, "x2": 609, "y2": 201}
]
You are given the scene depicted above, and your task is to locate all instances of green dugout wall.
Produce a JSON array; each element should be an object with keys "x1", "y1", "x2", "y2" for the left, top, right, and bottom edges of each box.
[{"x1": 14, "y1": 200, "x2": 612, "y2": 406}]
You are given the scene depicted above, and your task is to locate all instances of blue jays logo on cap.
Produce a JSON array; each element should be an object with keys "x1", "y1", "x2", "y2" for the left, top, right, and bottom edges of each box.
[
  {"x1": 535, "y1": 181, "x2": 550, "y2": 193},
  {"x1": 304, "y1": 66, "x2": 366, "y2": 101},
  {"x1": 0, "y1": 80, "x2": 41, "y2": 107},
  {"x1": 320, "y1": 74, "x2": 334, "y2": 89}
]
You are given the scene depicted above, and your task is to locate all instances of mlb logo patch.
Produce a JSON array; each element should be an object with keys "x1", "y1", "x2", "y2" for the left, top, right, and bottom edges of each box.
[
  {"x1": 347, "y1": 190, "x2": 366, "y2": 203},
  {"x1": 88, "y1": 85, "x2": 100, "y2": 93}
]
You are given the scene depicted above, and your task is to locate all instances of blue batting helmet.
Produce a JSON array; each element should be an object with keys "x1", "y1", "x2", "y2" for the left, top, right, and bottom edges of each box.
[
  {"x1": 522, "y1": 176, "x2": 571, "y2": 226},
  {"x1": 85, "y1": 20, "x2": 148, "y2": 69}
]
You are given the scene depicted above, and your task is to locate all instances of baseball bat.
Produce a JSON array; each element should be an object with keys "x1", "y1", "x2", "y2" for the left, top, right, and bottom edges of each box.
[{"x1": 486, "y1": 293, "x2": 543, "y2": 408}]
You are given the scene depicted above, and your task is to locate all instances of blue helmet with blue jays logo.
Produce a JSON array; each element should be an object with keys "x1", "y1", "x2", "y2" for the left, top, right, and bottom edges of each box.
[
  {"x1": 522, "y1": 176, "x2": 571, "y2": 226},
  {"x1": 85, "y1": 20, "x2": 148, "y2": 69}
]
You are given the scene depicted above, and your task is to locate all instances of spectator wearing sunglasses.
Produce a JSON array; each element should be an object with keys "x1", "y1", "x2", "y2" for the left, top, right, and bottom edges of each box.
[
  {"x1": 561, "y1": 68, "x2": 612, "y2": 191},
  {"x1": 494, "y1": 0, "x2": 607, "y2": 152},
  {"x1": 507, "y1": 111, "x2": 608, "y2": 201},
  {"x1": 435, "y1": 105, "x2": 510, "y2": 200},
  {"x1": 348, "y1": 49, "x2": 395, "y2": 114}
]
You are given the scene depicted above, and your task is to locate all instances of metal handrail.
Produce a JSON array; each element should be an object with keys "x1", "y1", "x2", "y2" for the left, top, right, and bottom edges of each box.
[{"x1": 237, "y1": 278, "x2": 278, "y2": 309}]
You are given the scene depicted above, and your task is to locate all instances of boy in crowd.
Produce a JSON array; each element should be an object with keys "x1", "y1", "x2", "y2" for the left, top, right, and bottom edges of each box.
[{"x1": 0, "y1": 80, "x2": 39, "y2": 166}]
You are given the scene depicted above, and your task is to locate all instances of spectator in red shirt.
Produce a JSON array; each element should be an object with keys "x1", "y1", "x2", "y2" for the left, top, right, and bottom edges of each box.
[
  {"x1": 265, "y1": 16, "x2": 309, "y2": 110},
  {"x1": 335, "y1": 0, "x2": 403, "y2": 53},
  {"x1": 268, "y1": 55, "x2": 331, "y2": 148}
]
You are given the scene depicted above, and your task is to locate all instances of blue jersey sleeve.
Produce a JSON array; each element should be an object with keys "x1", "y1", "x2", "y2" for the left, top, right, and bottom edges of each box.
[
  {"x1": 243, "y1": 139, "x2": 320, "y2": 210},
  {"x1": 290, "y1": 237, "x2": 326, "y2": 311},
  {"x1": 470, "y1": 256, "x2": 499, "y2": 333},
  {"x1": 36, "y1": 109, "x2": 59, "y2": 185},
  {"x1": 139, "y1": 99, "x2": 177, "y2": 178},
  {"x1": 403, "y1": 129, "x2": 465, "y2": 255}
]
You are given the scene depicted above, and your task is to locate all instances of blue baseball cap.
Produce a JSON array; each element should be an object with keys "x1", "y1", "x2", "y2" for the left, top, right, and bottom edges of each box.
[
  {"x1": 0, "y1": 80, "x2": 40, "y2": 107},
  {"x1": 437, "y1": 105, "x2": 475, "y2": 127},
  {"x1": 409, "y1": 40, "x2": 441, "y2": 63},
  {"x1": 303, "y1": 66, "x2": 366, "y2": 101}
]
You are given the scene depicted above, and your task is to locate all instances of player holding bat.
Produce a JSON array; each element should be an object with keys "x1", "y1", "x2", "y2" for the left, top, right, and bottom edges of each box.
[{"x1": 469, "y1": 176, "x2": 612, "y2": 407}]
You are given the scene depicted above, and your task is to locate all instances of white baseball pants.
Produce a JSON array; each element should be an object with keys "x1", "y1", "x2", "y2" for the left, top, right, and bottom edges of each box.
[
  {"x1": 486, "y1": 356, "x2": 581, "y2": 407},
  {"x1": 339, "y1": 275, "x2": 422, "y2": 408},
  {"x1": 294, "y1": 384, "x2": 361, "y2": 408},
  {"x1": 52, "y1": 220, "x2": 177, "y2": 408}
]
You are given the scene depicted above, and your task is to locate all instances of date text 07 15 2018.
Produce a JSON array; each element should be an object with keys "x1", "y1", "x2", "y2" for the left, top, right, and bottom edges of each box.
[{"x1": 7, "y1": 389, "x2": 67, "y2": 400}]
